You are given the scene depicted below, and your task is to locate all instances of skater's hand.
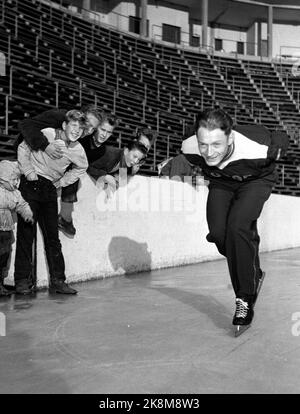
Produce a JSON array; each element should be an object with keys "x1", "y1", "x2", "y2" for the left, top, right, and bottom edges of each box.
[
  {"x1": 45, "y1": 142, "x2": 63, "y2": 159},
  {"x1": 26, "y1": 172, "x2": 38, "y2": 181}
]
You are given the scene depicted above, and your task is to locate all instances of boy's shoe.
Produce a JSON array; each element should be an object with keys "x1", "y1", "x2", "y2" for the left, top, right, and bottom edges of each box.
[
  {"x1": 49, "y1": 280, "x2": 77, "y2": 295},
  {"x1": 15, "y1": 279, "x2": 32, "y2": 295},
  {"x1": 58, "y1": 215, "x2": 76, "y2": 236},
  {"x1": 0, "y1": 282, "x2": 12, "y2": 297},
  {"x1": 232, "y1": 297, "x2": 254, "y2": 326}
]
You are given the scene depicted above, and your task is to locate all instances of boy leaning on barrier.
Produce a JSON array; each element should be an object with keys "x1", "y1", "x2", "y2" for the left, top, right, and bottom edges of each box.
[{"x1": 14, "y1": 110, "x2": 88, "y2": 295}]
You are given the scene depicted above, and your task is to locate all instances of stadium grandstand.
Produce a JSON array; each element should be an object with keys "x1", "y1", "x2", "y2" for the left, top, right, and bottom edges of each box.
[{"x1": 1, "y1": 0, "x2": 300, "y2": 193}]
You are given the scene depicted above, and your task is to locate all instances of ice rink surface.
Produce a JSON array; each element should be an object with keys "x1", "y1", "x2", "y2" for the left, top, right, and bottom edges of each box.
[{"x1": 1, "y1": 248, "x2": 300, "y2": 394}]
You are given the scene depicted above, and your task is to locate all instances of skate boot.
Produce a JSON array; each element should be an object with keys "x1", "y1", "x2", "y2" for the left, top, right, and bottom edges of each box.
[{"x1": 233, "y1": 297, "x2": 254, "y2": 337}]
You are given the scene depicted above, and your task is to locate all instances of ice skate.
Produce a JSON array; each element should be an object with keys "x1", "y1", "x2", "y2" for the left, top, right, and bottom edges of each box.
[
  {"x1": 233, "y1": 271, "x2": 266, "y2": 337},
  {"x1": 233, "y1": 298, "x2": 254, "y2": 337},
  {"x1": 234, "y1": 324, "x2": 251, "y2": 337}
]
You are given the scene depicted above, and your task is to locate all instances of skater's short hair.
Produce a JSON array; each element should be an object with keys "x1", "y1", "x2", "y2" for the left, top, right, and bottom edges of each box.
[
  {"x1": 195, "y1": 108, "x2": 233, "y2": 136},
  {"x1": 65, "y1": 110, "x2": 86, "y2": 127}
]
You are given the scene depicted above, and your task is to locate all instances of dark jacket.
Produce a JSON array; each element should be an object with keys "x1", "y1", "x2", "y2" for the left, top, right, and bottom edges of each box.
[
  {"x1": 17, "y1": 109, "x2": 67, "y2": 151},
  {"x1": 79, "y1": 134, "x2": 107, "y2": 164},
  {"x1": 87, "y1": 145, "x2": 132, "y2": 180}
]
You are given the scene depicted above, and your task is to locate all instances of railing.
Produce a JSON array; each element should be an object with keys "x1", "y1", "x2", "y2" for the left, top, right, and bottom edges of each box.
[
  {"x1": 2, "y1": 0, "x2": 279, "y2": 119},
  {"x1": 5, "y1": 0, "x2": 290, "y2": 66},
  {"x1": 37, "y1": 0, "x2": 262, "y2": 59},
  {"x1": 2, "y1": 5, "x2": 189, "y2": 105},
  {"x1": 2, "y1": 36, "x2": 278, "y2": 131},
  {"x1": 0, "y1": 7, "x2": 294, "y2": 127},
  {"x1": 38, "y1": 0, "x2": 132, "y2": 39}
]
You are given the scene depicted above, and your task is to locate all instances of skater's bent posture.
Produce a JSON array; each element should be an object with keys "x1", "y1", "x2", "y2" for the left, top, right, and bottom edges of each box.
[{"x1": 194, "y1": 109, "x2": 289, "y2": 331}]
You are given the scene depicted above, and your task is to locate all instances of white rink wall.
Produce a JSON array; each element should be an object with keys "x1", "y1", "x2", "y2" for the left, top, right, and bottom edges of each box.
[{"x1": 6, "y1": 174, "x2": 300, "y2": 288}]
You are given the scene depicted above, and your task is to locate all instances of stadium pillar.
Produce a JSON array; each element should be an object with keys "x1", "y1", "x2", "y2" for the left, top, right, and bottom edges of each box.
[
  {"x1": 141, "y1": 0, "x2": 148, "y2": 38},
  {"x1": 202, "y1": 0, "x2": 208, "y2": 48},
  {"x1": 267, "y1": 5, "x2": 273, "y2": 59},
  {"x1": 257, "y1": 22, "x2": 262, "y2": 57}
]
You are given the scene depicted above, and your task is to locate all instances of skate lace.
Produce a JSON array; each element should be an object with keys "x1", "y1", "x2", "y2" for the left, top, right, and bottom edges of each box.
[{"x1": 235, "y1": 298, "x2": 249, "y2": 319}]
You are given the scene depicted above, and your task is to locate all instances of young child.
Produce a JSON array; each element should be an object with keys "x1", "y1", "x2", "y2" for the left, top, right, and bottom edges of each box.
[{"x1": 0, "y1": 160, "x2": 33, "y2": 296}]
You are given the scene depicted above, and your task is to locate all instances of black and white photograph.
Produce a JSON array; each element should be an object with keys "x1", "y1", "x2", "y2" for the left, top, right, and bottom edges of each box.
[{"x1": 0, "y1": 0, "x2": 300, "y2": 398}]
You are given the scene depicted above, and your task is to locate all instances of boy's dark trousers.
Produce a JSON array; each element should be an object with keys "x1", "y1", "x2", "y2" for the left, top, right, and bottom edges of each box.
[
  {"x1": 0, "y1": 231, "x2": 13, "y2": 282},
  {"x1": 0, "y1": 251, "x2": 10, "y2": 283},
  {"x1": 61, "y1": 180, "x2": 78, "y2": 203},
  {"x1": 14, "y1": 176, "x2": 66, "y2": 285},
  {"x1": 206, "y1": 178, "x2": 274, "y2": 299}
]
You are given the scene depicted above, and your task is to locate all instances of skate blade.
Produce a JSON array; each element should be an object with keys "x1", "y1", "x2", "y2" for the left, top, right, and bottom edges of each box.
[
  {"x1": 256, "y1": 271, "x2": 266, "y2": 297},
  {"x1": 234, "y1": 324, "x2": 251, "y2": 337}
]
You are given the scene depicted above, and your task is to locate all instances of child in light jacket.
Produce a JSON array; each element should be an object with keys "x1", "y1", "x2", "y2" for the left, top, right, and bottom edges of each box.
[{"x1": 0, "y1": 160, "x2": 33, "y2": 296}]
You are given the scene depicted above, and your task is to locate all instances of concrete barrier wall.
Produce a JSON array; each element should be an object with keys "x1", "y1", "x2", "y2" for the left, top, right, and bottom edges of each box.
[{"x1": 6, "y1": 175, "x2": 300, "y2": 287}]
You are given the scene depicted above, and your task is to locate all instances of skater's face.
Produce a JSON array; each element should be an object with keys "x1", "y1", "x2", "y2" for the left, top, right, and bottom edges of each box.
[
  {"x1": 95, "y1": 121, "x2": 115, "y2": 144},
  {"x1": 197, "y1": 127, "x2": 233, "y2": 167},
  {"x1": 124, "y1": 148, "x2": 146, "y2": 167},
  {"x1": 63, "y1": 120, "x2": 85, "y2": 142}
]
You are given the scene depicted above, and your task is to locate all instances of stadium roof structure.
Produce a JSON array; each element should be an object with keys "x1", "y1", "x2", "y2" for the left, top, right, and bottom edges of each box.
[{"x1": 155, "y1": 0, "x2": 300, "y2": 30}]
